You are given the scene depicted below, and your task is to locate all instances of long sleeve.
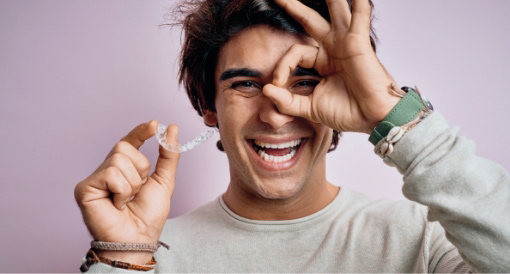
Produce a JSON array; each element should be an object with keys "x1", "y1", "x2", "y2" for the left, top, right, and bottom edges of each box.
[{"x1": 383, "y1": 112, "x2": 510, "y2": 272}]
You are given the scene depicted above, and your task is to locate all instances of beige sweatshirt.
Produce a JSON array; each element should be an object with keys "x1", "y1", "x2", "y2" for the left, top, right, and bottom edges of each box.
[{"x1": 84, "y1": 112, "x2": 510, "y2": 272}]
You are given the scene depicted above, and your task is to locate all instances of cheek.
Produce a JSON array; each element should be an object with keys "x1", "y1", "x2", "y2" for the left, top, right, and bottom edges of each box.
[
  {"x1": 217, "y1": 94, "x2": 259, "y2": 126},
  {"x1": 215, "y1": 94, "x2": 258, "y2": 147},
  {"x1": 315, "y1": 127, "x2": 334, "y2": 152}
]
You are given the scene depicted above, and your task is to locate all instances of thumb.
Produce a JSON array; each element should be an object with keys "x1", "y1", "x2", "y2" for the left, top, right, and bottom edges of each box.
[
  {"x1": 151, "y1": 123, "x2": 180, "y2": 190},
  {"x1": 263, "y1": 84, "x2": 312, "y2": 120}
]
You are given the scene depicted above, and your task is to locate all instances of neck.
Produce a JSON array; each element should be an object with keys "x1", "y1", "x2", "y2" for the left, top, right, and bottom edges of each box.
[{"x1": 223, "y1": 176, "x2": 339, "y2": 221}]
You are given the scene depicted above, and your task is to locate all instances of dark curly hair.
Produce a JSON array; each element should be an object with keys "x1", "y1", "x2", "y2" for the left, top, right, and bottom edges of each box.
[{"x1": 173, "y1": 0, "x2": 377, "y2": 152}]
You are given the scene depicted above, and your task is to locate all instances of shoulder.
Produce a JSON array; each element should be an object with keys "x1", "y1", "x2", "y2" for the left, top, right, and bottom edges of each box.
[
  {"x1": 339, "y1": 189, "x2": 429, "y2": 235},
  {"x1": 343, "y1": 189, "x2": 427, "y2": 218},
  {"x1": 333, "y1": 189, "x2": 437, "y2": 262}
]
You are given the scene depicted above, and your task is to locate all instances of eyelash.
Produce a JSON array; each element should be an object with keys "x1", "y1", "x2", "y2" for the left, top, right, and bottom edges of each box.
[
  {"x1": 229, "y1": 79, "x2": 320, "y2": 95},
  {"x1": 294, "y1": 80, "x2": 319, "y2": 87},
  {"x1": 231, "y1": 81, "x2": 260, "y2": 90},
  {"x1": 291, "y1": 80, "x2": 319, "y2": 95}
]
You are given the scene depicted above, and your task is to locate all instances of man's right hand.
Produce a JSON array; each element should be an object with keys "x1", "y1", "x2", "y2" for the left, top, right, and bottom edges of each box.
[{"x1": 74, "y1": 120, "x2": 180, "y2": 264}]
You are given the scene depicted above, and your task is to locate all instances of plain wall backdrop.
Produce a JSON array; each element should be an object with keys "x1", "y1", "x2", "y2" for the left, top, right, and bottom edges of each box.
[{"x1": 1, "y1": 0, "x2": 509, "y2": 272}]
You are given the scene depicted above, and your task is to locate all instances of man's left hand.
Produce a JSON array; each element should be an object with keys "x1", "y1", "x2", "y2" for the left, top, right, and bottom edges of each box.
[{"x1": 264, "y1": 0, "x2": 401, "y2": 134}]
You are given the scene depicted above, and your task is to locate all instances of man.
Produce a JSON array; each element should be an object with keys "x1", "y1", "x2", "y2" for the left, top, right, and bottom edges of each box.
[{"x1": 75, "y1": 0, "x2": 510, "y2": 272}]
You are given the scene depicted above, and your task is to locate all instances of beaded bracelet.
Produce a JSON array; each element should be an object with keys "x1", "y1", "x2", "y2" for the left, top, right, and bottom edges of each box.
[
  {"x1": 373, "y1": 85, "x2": 434, "y2": 158},
  {"x1": 375, "y1": 109, "x2": 430, "y2": 158}
]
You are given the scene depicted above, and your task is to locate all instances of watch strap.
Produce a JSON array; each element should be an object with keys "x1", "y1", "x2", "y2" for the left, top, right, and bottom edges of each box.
[{"x1": 369, "y1": 90, "x2": 426, "y2": 145}]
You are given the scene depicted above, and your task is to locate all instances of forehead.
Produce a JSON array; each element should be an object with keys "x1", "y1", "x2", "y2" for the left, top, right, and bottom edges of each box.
[{"x1": 215, "y1": 25, "x2": 316, "y2": 77}]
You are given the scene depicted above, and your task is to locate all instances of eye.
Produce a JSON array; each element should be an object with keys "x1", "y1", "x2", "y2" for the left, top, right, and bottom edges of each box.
[
  {"x1": 230, "y1": 81, "x2": 261, "y2": 94},
  {"x1": 231, "y1": 81, "x2": 257, "y2": 88},
  {"x1": 291, "y1": 80, "x2": 320, "y2": 95},
  {"x1": 295, "y1": 80, "x2": 319, "y2": 87}
]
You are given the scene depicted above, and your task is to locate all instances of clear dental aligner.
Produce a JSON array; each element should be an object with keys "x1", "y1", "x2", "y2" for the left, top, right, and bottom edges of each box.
[{"x1": 156, "y1": 124, "x2": 214, "y2": 153}]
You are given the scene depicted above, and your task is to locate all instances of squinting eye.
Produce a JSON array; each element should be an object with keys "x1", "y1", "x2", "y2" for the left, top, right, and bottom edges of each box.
[
  {"x1": 232, "y1": 81, "x2": 256, "y2": 88},
  {"x1": 295, "y1": 80, "x2": 319, "y2": 87},
  {"x1": 230, "y1": 81, "x2": 261, "y2": 95},
  {"x1": 292, "y1": 80, "x2": 319, "y2": 95}
]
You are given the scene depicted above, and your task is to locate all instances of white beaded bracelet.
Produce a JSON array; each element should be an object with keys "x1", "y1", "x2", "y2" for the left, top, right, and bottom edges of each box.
[{"x1": 375, "y1": 110, "x2": 430, "y2": 158}]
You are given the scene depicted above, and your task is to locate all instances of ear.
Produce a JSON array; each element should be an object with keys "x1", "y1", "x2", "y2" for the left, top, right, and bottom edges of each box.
[{"x1": 203, "y1": 109, "x2": 218, "y2": 127}]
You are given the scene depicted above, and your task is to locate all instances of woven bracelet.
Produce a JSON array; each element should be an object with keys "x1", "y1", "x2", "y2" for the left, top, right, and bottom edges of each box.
[
  {"x1": 91, "y1": 240, "x2": 170, "y2": 253},
  {"x1": 80, "y1": 249, "x2": 157, "y2": 272}
]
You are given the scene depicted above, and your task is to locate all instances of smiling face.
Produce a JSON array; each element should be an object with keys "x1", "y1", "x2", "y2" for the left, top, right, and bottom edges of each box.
[{"x1": 204, "y1": 25, "x2": 334, "y2": 212}]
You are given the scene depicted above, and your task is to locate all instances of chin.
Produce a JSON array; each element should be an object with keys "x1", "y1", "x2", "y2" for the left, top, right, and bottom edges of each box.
[{"x1": 254, "y1": 179, "x2": 304, "y2": 200}]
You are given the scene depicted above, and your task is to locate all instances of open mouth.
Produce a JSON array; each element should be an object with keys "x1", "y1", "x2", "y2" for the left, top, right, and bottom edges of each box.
[{"x1": 251, "y1": 138, "x2": 303, "y2": 163}]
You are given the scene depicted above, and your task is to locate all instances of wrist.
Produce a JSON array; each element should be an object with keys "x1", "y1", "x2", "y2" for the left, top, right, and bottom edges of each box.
[
  {"x1": 369, "y1": 86, "x2": 432, "y2": 146},
  {"x1": 364, "y1": 95, "x2": 401, "y2": 134},
  {"x1": 360, "y1": 82, "x2": 402, "y2": 134}
]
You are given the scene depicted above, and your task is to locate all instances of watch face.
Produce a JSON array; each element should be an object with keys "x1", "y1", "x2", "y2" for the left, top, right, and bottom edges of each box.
[{"x1": 422, "y1": 95, "x2": 434, "y2": 111}]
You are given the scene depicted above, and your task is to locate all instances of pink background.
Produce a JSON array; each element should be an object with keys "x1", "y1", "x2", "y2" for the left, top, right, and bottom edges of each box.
[{"x1": 1, "y1": 0, "x2": 509, "y2": 272}]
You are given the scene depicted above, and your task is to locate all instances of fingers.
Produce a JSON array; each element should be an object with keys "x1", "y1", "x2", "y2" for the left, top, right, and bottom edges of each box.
[
  {"x1": 270, "y1": 44, "x2": 320, "y2": 121},
  {"x1": 274, "y1": 0, "x2": 330, "y2": 41},
  {"x1": 263, "y1": 84, "x2": 313, "y2": 121},
  {"x1": 120, "y1": 120, "x2": 158, "y2": 150},
  {"x1": 84, "y1": 152, "x2": 147, "y2": 210},
  {"x1": 101, "y1": 121, "x2": 154, "y2": 180},
  {"x1": 350, "y1": 0, "x2": 371, "y2": 35},
  {"x1": 83, "y1": 166, "x2": 134, "y2": 210},
  {"x1": 83, "y1": 119, "x2": 157, "y2": 210},
  {"x1": 325, "y1": 0, "x2": 351, "y2": 31},
  {"x1": 151, "y1": 123, "x2": 180, "y2": 192},
  {"x1": 275, "y1": 0, "x2": 371, "y2": 36},
  {"x1": 76, "y1": 120, "x2": 178, "y2": 214},
  {"x1": 273, "y1": 44, "x2": 319, "y2": 87},
  {"x1": 107, "y1": 141, "x2": 151, "y2": 179},
  {"x1": 105, "y1": 153, "x2": 145, "y2": 195}
]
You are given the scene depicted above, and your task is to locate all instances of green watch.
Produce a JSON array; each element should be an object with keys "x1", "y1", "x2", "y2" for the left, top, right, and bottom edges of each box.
[{"x1": 368, "y1": 87, "x2": 432, "y2": 146}]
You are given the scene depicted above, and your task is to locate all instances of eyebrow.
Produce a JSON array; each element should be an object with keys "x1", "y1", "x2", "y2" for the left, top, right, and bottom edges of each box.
[
  {"x1": 291, "y1": 67, "x2": 321, "y2": 77},
  {"x1": 219, "y1": 68, "x2": 262, "y2": 81},
  {"x1": 218, "y1": 66, "x2": 321, "y2": 81}
]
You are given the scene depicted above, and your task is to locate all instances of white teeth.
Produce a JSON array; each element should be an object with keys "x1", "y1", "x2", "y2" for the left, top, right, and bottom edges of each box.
[
  {"x1": 254, "y1": 138, "x2": 302, "y2": 149},
  {"x1": 258, "y1": 148, "x2": 298, "y2": 163},
  {"x1": 263, "y1": 153, "x2": 270, "y2": 161},
  {"x1": 253, "y1": 138, "x2": 303, "y2": 163}
]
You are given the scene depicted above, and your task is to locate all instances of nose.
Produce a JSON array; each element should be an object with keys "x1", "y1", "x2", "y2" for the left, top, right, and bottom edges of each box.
[{"x1": 259, "y1": 94, "x2": 295, "y2": 129}]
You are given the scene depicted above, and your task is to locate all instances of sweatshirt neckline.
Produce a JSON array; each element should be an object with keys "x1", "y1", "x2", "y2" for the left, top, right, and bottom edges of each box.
[{"x1": 217, "y1": 188, "x2": 348, "y2": 232}]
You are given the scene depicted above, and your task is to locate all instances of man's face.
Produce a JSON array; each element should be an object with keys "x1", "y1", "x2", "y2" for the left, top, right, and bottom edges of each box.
[{"x1": 206, "y1": 25, "x2": 332, "y2": 201}]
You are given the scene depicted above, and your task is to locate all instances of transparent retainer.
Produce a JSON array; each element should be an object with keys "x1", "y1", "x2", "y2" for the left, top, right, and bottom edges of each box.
[{"x1": 156, "y1": 124, "x2": 214, "y2": 153}]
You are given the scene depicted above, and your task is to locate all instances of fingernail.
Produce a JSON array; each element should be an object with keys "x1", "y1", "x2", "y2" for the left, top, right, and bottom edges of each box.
[
  {"x1": 128, "y1": 195, "x2": 135, "y2": 202},
  {"x1": 121, "y1": 204, "x2": 126, "y2": 210},
  {"x1": 142, "y1": 177, "x2": 148, "y2": 184}
]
